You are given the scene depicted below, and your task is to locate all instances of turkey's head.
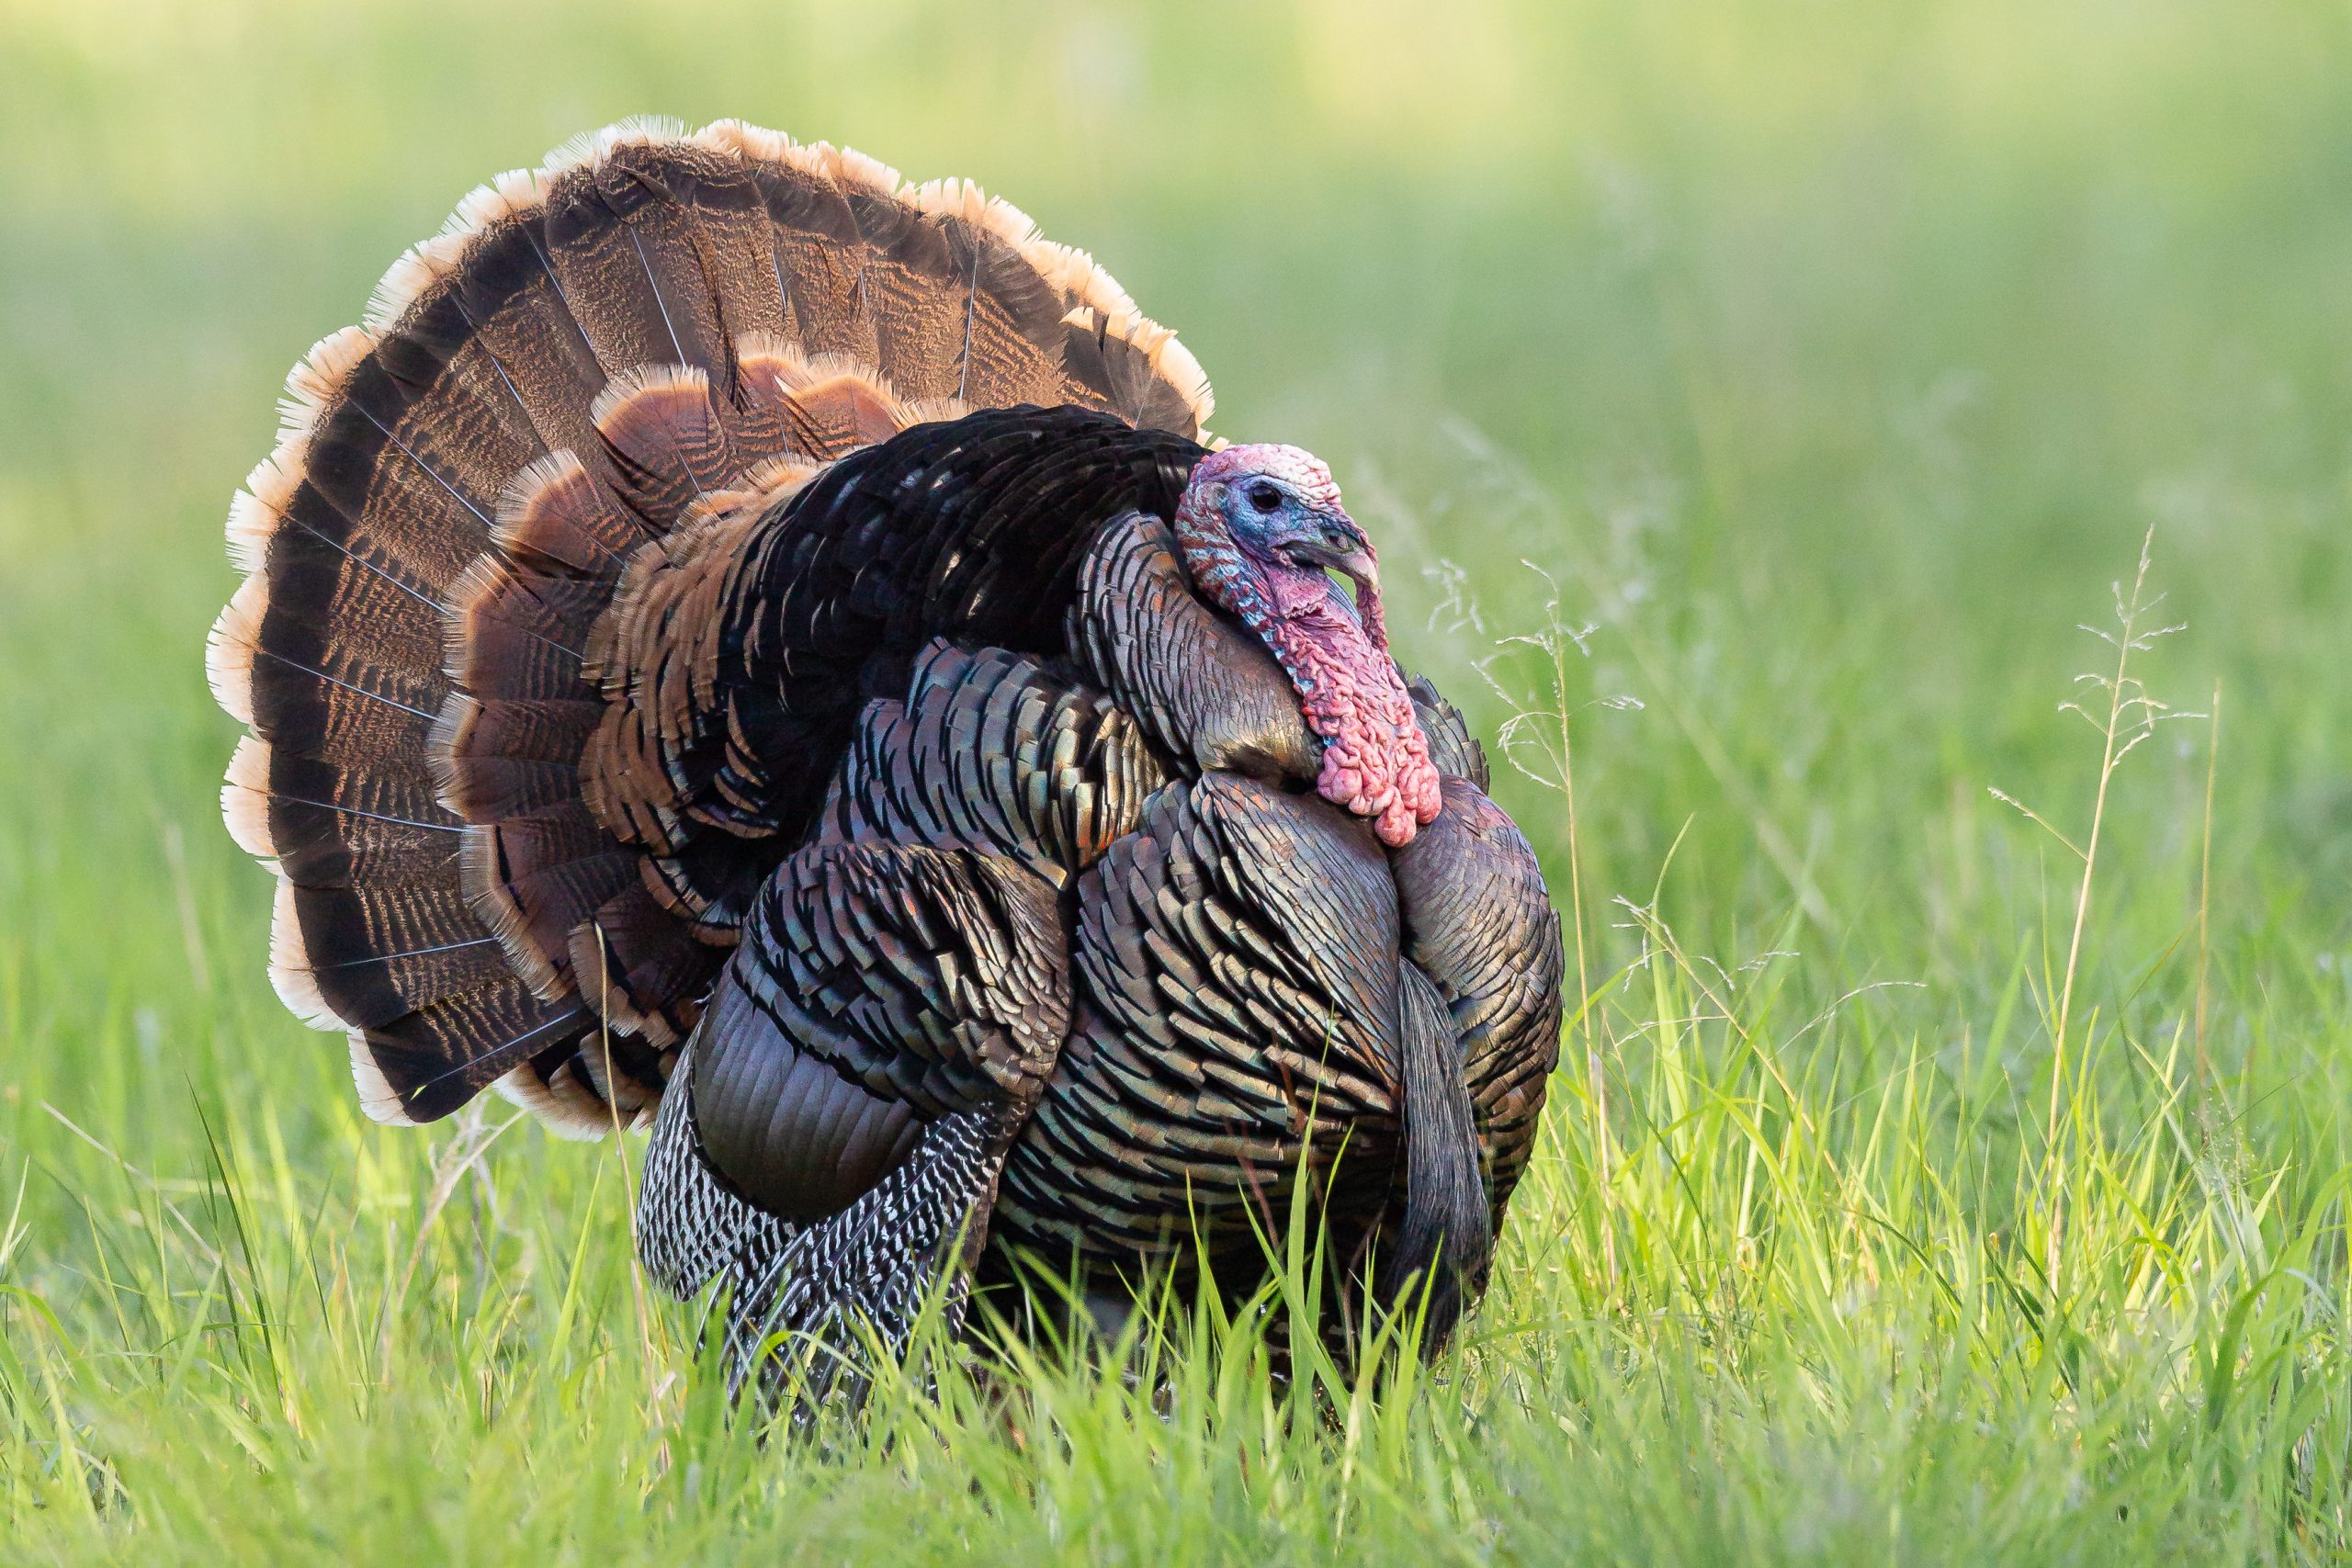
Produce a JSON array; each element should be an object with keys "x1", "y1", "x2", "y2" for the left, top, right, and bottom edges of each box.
[{"x1": 1173, "y1": 444, "x2": 1443, "y2": 847}]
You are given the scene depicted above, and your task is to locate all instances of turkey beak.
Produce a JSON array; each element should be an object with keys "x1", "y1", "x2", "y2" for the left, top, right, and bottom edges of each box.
[
  {"x1": 1329, "y1": 546, "x2": 1380, "y2": 606},
  {"x1": 1291, "y1": 525, "x2": 1380, "y2": 609}
]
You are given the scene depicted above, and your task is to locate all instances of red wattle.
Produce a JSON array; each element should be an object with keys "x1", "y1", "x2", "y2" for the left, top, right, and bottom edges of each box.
[{"x1": 1261, "y1": 605, "x2": 1443, "y2": 849}]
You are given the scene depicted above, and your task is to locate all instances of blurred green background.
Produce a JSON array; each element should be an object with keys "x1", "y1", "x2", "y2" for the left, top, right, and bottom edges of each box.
[{"x1": 4, "y1": 1, "x2": 2351, "y2": 1560}]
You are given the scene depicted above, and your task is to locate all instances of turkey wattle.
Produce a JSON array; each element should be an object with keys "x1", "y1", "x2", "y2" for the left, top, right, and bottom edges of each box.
[{"x1": 206, "y1": 118, "x2": 1565, "y2": 1407}]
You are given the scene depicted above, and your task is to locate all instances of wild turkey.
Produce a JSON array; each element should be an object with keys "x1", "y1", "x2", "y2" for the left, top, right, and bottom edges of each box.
[{"x1": 207, "y1": 118, "x2": 1564, "y2": 1408}]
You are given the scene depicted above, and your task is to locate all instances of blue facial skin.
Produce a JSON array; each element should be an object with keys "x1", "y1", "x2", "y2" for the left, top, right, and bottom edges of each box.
[{"x1": 1218, "y1": 477, "x2": 1378, "y2": 595}]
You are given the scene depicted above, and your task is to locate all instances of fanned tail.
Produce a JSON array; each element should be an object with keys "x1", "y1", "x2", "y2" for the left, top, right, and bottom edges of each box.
[{"x1": 209, "y1": 118, "x2": 1216, "y2": 1134}]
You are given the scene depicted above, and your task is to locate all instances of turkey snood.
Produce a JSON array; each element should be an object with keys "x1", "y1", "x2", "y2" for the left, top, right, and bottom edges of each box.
[{"x1": 1171, "y1": 445, "x2": 1444, "y2": 847}]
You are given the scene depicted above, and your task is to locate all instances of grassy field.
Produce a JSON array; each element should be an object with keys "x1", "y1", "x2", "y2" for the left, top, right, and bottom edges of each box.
[{"x1": 4, "y1": 0, "x2": 2351, "y2": 1560}]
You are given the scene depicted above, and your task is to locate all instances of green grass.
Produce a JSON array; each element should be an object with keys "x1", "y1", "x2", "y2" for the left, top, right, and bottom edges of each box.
[{"x1": 5, "y1": 0, "x2": 2352, "y2": 1560}]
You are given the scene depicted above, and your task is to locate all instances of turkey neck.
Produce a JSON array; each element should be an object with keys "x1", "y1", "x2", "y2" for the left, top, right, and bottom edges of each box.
[{"x1": 1171, "y1": 496, "x2": 1438, "y2": 849}]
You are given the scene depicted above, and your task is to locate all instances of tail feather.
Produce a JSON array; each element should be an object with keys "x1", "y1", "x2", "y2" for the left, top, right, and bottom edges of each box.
[
  {"x1": 435, "y1": 693, "x2": 603, "y2": 768},
  {"x1": 591, "y1": 366, "x2": 740, "y2": 529},
  {"x1": 492, "y1": 452, "x2": 649, "y2": 576},
  {"x1": 364, "y1": 988, "x2": 597, "y2": 1124},
  {"x1": 497, "y1": 1046, "x2": 632, "y2": 1140},
  {"x1": 754, "y1": 348, "x2": 933, "y2": 458},
  {"x1": 239, "y1": 750, "x2": 458, "y2": 891},
  {"x1": 841, "y1": 184, "x2": 979, "y2": 402},
  {"x1": 907, "y1": 180, "x2": 1071, "y2": 408},
  {"x1": 748, "y1": 158, "x2": 877, "y2": 366},
  {"x1": 442, "y1": 217, "x2": 613, "y2": 461},
  {"x1": 568, "y1": 883, "x2": 715, "y2": 1047},
  {"x1": 431, "y1": 750, "x2": 579, "y2": 823},
  {"x1": 460, "y1": 803, "x2": 636, "y2": 999},
  {"x1": 542, "y1": 150, "x2": 732, "y2": 379},
  {"x1": 444, "y1": 558, "x2": 601, "y2": 699},
  {"x1": 291, "y1": 881, "x2": 507, "y2": 1024}
]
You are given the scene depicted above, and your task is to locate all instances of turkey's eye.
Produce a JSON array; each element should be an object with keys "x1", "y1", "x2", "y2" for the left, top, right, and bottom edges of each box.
[{"x1": 1247, "y1": 482, "x2": 1283, "y2": 513}]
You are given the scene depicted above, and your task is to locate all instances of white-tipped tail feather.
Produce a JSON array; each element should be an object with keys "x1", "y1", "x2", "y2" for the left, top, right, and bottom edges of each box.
[
  {"x1": 543, "y1": 115, "x2": 690, "y2": 178},
  {"x1": 443, "y1": 167, "x2": 545, "y2": 240},
  {"x1": 267, "y1": 879, "x2": 342, "y2": 1032},
  {"x1": 349, "y1": 1036, "x2": 414, "y2": 1126},
  {"x1": 281, "y1": 325, "x2": 378, "y2": 433},
  {"x1": 587, "y1": 362, "x2": 712, "y2": 429},
  {"x1": 205, "y1": 571, "x2": 267, "y2": 728},
  {"x1": 910, "y1": 177, "x2": 1040, "y2": 246},
  {"x1": 220, "y1": 737, "x2": 277, "y2": 861},
  {"x1": 495, "y1": 1060, "x2": 624, "y2": 1140}
]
